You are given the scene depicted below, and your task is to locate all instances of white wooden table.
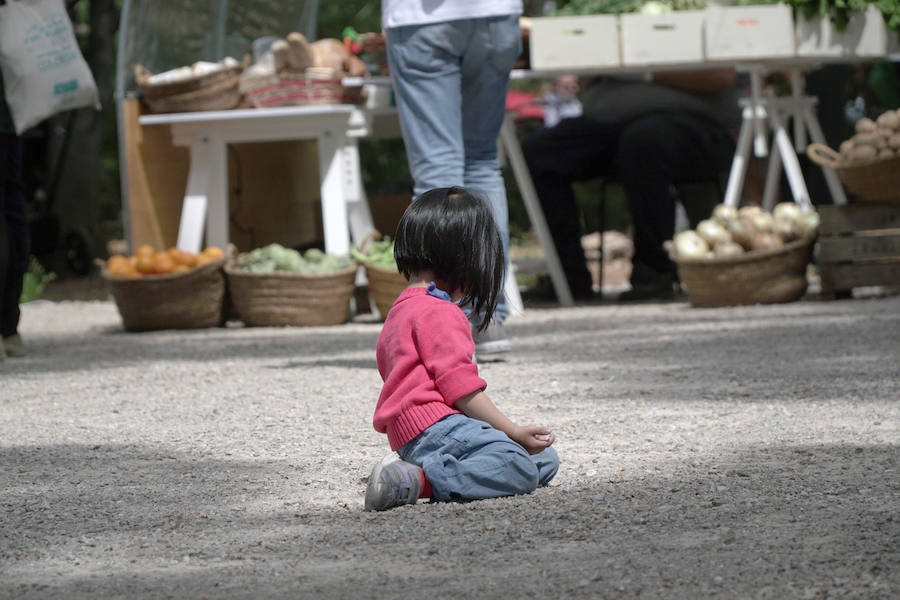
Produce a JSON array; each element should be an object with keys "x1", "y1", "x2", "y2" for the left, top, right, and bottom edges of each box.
[{"x1": 139, "y1": 104, "x2": 378, "y2": 256}]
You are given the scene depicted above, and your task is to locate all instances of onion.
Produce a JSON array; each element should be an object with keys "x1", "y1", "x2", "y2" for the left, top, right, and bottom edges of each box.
[
  {"x1": 673, "y1": 230, "x2": 709, "y2": 259},
  {"x1": 773, "y1": 202, "x2": 801, "y2": 226},
  {"x1": 711, "y1": 204, "x2": 738, "y2": 227},
  {"x1": 751, "y1": 232, "x2": 784, "y2": 252},
  {"x1": 696, "y1": 219, "x2": 732, "y2": 247},
  {"x1": 727, "y1": 217, "x2": 756, "y2": 250},
  {"x1": 713, "y1": 240, "x2": 744, "y2": 258},
  {"x1": 774, "y1": 219, "x2": 800, "y2": 243},
  {"x1": 796, "y1": 211, "x2": 820, "y2": 237},
  {"x1": 738, "y1": 205, "x2": 764, "y2": 220},
  {"x1": 749, "y1": 211, "x2": 775, "y2": 234}
]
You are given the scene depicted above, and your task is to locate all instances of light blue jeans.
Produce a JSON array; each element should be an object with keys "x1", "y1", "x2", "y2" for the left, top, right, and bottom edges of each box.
[
  {"x1": 385, "y1": 15, "x2": 521, "y2": 323},
  {"x1": 398, "y1": 413, "x2": 560, "y2": 502}
]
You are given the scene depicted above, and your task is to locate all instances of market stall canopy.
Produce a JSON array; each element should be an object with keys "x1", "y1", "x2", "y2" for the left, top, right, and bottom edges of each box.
[{"x1": 116, "y1": 0, "x2": 320, "y2": 98}]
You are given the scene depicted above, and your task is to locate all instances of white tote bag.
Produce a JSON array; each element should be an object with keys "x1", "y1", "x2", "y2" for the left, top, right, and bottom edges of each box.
[{"x1": 0, "y1": 0, "x2": 101, "y2": 134}]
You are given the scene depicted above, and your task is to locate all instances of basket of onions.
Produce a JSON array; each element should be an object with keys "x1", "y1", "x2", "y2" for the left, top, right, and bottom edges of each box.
[{"x1": 666, "y1": 203, "x2": 819, "y2": 308}]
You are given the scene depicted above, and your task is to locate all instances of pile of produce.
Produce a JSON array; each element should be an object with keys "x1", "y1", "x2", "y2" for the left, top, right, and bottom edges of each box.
[
  {"x1": 671, "y1": 203, "x2": 819, "y2": 260},
  {"x1": 836, "y1": 110, "x2": 900, "y2": 164},
  {"x1": 105, "y1": 245, "x2": 224, "y2": 278},
  {"x1": 237, "y1": 243, "x2": 352, "y2": 274},
  {"x1": 350, "y1": 238, "x2": 397, "y2": 269},
  {"x1": 241, "y1": 32, "x2": 367, "y2": 82},
  {"x1": 144, "y1": 57, "x2": 242, "y2": 85}
]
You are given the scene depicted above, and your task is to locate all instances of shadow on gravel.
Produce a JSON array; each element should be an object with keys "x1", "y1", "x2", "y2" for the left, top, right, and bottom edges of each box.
[
  {"x1": 9, "y1": 327, "x2": 382, "y2": 376},
  {"x1": 3, "y1": 441, "x2": 897, "y2": 599}
]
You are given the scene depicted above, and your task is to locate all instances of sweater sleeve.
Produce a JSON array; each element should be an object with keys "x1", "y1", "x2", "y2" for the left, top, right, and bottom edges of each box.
[{"x1": 413, "y1": 302, "x2": 486, "y2": 405}]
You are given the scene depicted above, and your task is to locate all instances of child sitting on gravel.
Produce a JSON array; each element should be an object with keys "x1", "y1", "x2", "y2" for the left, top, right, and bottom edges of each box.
[{"x1": 364, "y1": 187, "x2": 559, "y2": 511}]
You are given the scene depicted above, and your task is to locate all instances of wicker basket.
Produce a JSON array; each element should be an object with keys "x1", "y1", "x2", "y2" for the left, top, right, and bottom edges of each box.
[
  {"x1": 98, "y1": 258, "x2": 227, "y2": 331},
  {"x1": 240, "y1": 68, "x2": 354, "y2": 108},
  {"x1": 224, "y1": 261, "x2": 358, "y2": 326},
  {"x1": 134, "y1": 63, "x2": 244, "y2": 113},
  {"x1": 364, "y1": 262, "x2": 408, "y2": 319},
  {"x1": 355, "y1": 231, "x2": 408, "y2": 319},
  {"x1": 672, "y1": 235, "x2": 815, "y2": 308},
  {"x1": 807, "y1": 143, "x2": 900, "y2": 205}
]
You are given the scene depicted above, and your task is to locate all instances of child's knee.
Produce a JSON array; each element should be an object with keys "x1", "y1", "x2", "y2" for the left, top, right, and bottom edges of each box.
[{"x1": 507, "y1": 452, "x2": 541, "y2": 494}]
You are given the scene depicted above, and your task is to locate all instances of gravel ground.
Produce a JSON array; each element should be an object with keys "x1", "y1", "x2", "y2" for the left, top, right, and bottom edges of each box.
[{"x1": 1, "y1": 294, "x2": 898, "y2": 599}]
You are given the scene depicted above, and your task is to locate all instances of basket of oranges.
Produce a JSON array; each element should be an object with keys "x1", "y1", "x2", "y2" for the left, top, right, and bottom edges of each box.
[{"x1": 98, "y1": 244, "x2": 227, "y2": 332}]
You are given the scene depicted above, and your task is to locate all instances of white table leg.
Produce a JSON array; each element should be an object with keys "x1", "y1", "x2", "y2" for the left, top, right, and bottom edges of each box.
[
  {"x1": 767, "y1": 94, "x2": 812, "y2": 211},
  {"x1": 499, "y1": 115, "x2": 574, "y2": 307},
  {"x1": 762, "y1": 133, "x2": 783, "y2": 212},
  {"x1": 317, "y1": 128, "x2": 351, "y2": 256},
  {"x1": 205, "y1": 138, "x2": 229, "y2": 251},
  {"x1": 790, "y1": 69, "x2": 807, "y2": 153},
  {"x1": 749, "y1": 68, "x2": 769, "y2": 158},
  {"x1": 340, "y1": 139, "x2": 377, "y2": 248},
  {"x1": 176, "y1": 138, "x2": 212, "y2": 253},
  {"x1": 724, "y1": 103, "x2": 757, "y2": 208}
]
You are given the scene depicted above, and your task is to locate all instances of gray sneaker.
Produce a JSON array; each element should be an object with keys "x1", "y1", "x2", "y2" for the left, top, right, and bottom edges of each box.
[
  {"x1": 3, "y1": 334, "x2": 25, "y2": 358},
  {"x1": 364, "y1": 455, "x2": 422, "y2": 511},
  {"x1": 472, "y1": 322, "x2": 510, "y2": 359}
]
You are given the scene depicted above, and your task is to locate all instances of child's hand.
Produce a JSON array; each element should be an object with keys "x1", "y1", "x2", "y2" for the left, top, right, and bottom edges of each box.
[{"x1": 511, "y1": 425, "x2": 555, "y2": 455}]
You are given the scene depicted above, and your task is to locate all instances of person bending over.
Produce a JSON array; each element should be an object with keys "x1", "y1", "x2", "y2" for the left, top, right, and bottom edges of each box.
[{"x1": 523, "y1": 69, "x2": 741, "y2": 301}]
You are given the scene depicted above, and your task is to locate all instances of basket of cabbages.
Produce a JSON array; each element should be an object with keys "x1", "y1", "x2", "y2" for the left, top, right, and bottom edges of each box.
[
  {"x1": 666, "y1": 203, "x2": 819, "y2": 308},
  {"x1": 350, "y1": 231, "x2": 408, "y2": 320},
  {"x1": 224, "y1": 243, "x2": 356, "y2": 326},
  {"x1": 807, "y1": 110, "x2": 900, "y2": 204}
]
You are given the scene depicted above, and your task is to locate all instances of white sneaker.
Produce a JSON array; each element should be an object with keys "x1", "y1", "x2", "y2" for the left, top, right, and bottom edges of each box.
[{"x1": 472, "y1": 322, "x2": 510, "y2": 359}]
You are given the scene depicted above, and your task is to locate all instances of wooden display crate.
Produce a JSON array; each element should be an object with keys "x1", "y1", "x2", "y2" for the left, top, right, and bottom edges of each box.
[{"x1": 817, "y1": 204, "x2": 900, "y2": 297}]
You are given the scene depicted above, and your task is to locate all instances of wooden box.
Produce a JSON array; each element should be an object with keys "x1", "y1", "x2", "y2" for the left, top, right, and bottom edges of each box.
[{"x1": 817, "y1": 204, "x2": 900, "y2": 297}]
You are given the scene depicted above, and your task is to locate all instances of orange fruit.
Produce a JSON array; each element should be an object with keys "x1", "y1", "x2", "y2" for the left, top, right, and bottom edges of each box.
[
  {"x1": 172, "y1": 249, "x2": 197, "y2": 267},
  {"x1": 108, "y1": 257, "x2": 138, "y2": 278},
  {"x1": 136, "y1": 244, "x2": 156, "y2": 258},
  {"x1": 202, "y1": 246, "x2": 224, "y2": 259},
  {"x1": 135, "y1": 253, "x2": 156, "y2": 274},
  {"x1": 106, "y1": 254, "x2": 129, "y2": 271},
  {"x1": 195, "y1": 254, "x2": 213, "y2": 266},
  {"x1": 153, "y1": 252, "x2": 176, "y2": 274},
  {"x1": 173, "y1": 264, "x2": 190, "y2": 273}
]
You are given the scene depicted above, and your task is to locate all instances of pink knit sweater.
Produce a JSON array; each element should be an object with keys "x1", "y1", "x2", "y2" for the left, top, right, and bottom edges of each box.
[{"x1": 374, "y1": 286, "x2": 487, "y2": 450}]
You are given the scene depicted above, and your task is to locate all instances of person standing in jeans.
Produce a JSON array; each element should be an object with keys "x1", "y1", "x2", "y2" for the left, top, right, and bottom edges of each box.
[
  {"x1": 382, "y1": 0, "x2": 522, "y2": 358},
  {"x1": 0, "y1": 72, "x2": 29, "y2": 360}
]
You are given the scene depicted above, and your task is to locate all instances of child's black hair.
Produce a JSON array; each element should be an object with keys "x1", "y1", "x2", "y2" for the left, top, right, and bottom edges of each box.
[{"x1": 393, "y1": 187, "x2": 505, "y2": 332}]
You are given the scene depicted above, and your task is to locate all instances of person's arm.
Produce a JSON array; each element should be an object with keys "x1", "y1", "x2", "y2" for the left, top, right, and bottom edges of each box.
[
  {"x1": 651, "y1": 68, "x2": 738, "y2": 94},
  {"x1": 455, "y1": 390, "x2": 555, "y2": 455}
]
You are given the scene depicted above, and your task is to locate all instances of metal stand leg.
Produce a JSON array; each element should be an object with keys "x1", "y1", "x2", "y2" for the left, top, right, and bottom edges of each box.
[
  {"x1": 724, "y1": 102, "x2": 758, "y2": 208},
  {"x1": 499, "y1": 115, "x2": 574, "y2": 307}
]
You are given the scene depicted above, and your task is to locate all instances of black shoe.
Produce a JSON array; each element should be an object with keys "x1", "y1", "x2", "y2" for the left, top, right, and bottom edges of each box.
[
  {"x1": 618, "y1": 264, "x2": 680, "y2": 302},
  {"x1": 522, "y1": 275, "x2": 597, "y2": 303}
]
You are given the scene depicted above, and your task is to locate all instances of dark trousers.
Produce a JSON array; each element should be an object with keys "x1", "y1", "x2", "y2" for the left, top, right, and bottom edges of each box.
[
  {"x1": 522, "y1": 112, "x2": 734, "y2": 286},
  {"x1": 0, "y1": 134, "x2": 28, "y2": 337}
]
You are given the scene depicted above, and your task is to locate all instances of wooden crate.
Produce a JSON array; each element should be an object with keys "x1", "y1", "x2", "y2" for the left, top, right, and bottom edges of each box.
[{"x1": 817, "y1": 204, "x2": 900, "y2": 297}]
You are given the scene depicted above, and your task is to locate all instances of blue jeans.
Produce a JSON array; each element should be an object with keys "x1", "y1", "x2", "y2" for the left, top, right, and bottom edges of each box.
[
  {"x1": 398, "y1": 413, "x2": 559, "y2": 502},
  {"x1": 386, "y1": 15, "x2": 520, "y2": 323}
]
